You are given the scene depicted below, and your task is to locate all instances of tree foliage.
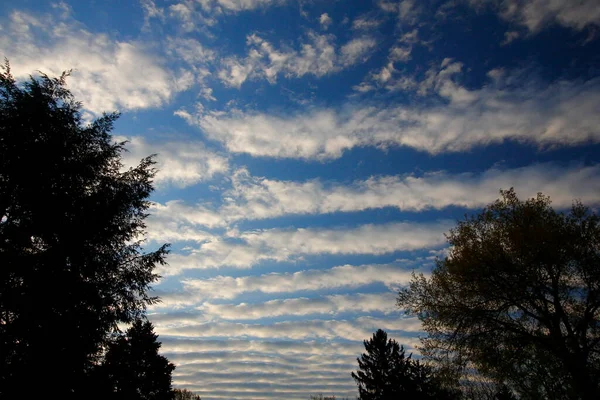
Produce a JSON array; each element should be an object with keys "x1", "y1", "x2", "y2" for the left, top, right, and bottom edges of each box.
[
  {"x1": 98, "y1": 319, "x2": 175, "y2": 400},
  {"x1": 352, "y1": 329, "x2": 454, "y2": 400},
  {"x1": 398, "y1": 189, "x2": 600, "y2": 399},
  {"x1": 173, "y1": 388, "x2": 201, "y2": 400},
  {"x1": 0, "y1": 62, "x2": 169, "y2": 397}
]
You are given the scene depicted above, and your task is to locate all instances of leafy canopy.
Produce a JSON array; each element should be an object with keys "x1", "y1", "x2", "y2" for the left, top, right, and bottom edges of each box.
[{"x1": 398, "y1": 189, "x2": 600, "y2": 400}]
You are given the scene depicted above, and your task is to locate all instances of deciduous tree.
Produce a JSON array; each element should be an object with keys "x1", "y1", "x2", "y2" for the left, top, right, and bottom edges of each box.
[{"x1": 398, "y1": 189, "x2": 600, "y2": 399}]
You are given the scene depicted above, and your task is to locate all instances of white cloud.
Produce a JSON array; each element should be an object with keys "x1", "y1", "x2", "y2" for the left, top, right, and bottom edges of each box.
[
  {"x1": 153, "y1": 220, "x2": 448, "y2": 274},
  {"x1": 352, "y1": 15, "x2": 384, "y2": 30},
  {"x1": 239, "y1": 221, "x2": 449, "y2": 256},
  {"x1": 161, "y1": 337, "x2": 364, "y2": 357},
  {"x1": 154, "y1": 316, "x2": 422, "y2": 341},
  {"x1": 118, "y1": 136, "x2": 229, "y2": 188},
  {"x1": 353, "y1": 28, "x2": 418, "y2": 93},
  {"x1": 140, "y1": 0, "x2": 165, "y2": 27},
  {"x1": 186, "y1": 62, "x2": 600, "y2": 158},
  {"x1": 209, "y1": 0, "x2": 286, "y2": 12},
  {"x1": 218, "y1": 31, "x2": 377, "y2": 87},
  {"x1": 166, "y1": 0, "x2": 289, "y2": 36},
  {"x1": 339, "y1": 37, "x2": 378, "y2": 66},
  {"x1": 167, "y1": 37, "x2": 216, "y2": 98},
  {"x1": 199, "y1": 293, "x2": 400, "y2": 319},
  {"x1": 0, "y1": 10, "x2": 183, "y2": 115},
  {"x1": 319, "y1": 13, "x2": 332, "y2": 30},
  {"x1": 155, "y1": 261, "x2": 429, "y2": 303},
  {"x1": 146, "y1": 162, "x2": 600, "y2": 235},
  {"x1": 158, "y1": 338, "x2": 372, "y2": 398},
  {"x1": 379, "y1": 0, "x2": 398, "y2": 13},
  {"x1": 218, "y1": 163, "x2": 600, "y2": 221},
  {"x1": 471, "y1": 0, "x2": 600, "y2": 33}
]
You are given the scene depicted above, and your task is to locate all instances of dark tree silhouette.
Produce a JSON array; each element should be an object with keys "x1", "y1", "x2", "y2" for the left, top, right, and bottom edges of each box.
[
  {"x1": 352, "y1": 329, "x2": 454, "y2": 400},
  {"x1": 0, "y1": 62, "x2": 168, "y2": 397},
  {"x1": 99, "y1": 319, "x2": 175, "y2": 400},
  {"x1": 398, "y1": 189, "x2": 600, "y2": 400},
  {"x1": 173, "y1": 388, "x2": 201, "y2": 400}
]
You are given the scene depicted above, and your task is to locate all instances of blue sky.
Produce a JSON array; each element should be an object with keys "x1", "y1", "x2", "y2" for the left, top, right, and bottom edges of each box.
[{"x1": 2, "y1": 0, "x2": 600, "y2": 398}]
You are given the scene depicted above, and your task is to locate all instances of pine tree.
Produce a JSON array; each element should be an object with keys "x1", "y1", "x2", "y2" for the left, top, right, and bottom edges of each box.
[
  {"x1": 0, "y1": 62, "x2": 168, "y2": 397},
  {"x1": 352, "y1": 329, "x2": 455, "y2": 400},
  {"x1": 100, "y1": 319, "x2": 175, "y2": 400}
]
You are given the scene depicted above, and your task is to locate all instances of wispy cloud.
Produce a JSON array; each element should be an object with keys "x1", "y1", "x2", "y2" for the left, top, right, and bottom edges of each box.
[
  {"x1": 469, "y1": 0, "x2": 600, "y2": 33},
  {"x1": 155, "y1": 261, "x2": 428, "y2": 303},
  {"x1": 319, "y1": 13, "x2": 332, "y2": 30},
  {"x1": 147, "y1": 162, "x2": 600, "y2": 232},
  {"x1": 154, "y1": 221, "x2": 448, "y2": 273},
  {"x1": 185, "y1": 62, "x2": 600, "y2": 158},
  {"x1": 118, "y1": 136, "x2": 229, "y2": 188},
  {"x1": 154, "y1": 316, "x2": 422, "y2": 341},
  {"x1": 0, "y1": 10, "x2": 184, "y2": 116},
  {"x1": 198, "y1": 293, "x2": 400, "y2": 319},
  {"x1": 218, "y1": 31, "x2": 377, "y2": 87}
]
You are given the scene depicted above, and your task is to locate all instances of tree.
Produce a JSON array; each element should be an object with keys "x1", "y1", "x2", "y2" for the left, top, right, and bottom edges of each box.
[
  {"x1": 397, "y1": 189, "x2": 600, "y2": 400},
  {"x1": 173, "y1": 388, "x2": 201, "y2": 400},
  {"x1": 0, "y1": 62, "x2": 169, "y2": 397},
  {"x1": 351, "y1": 329, "x2": 454, "y2": 400},
  {"x1": 99, "y1": 319, "x2": 175, "y2": 400}
]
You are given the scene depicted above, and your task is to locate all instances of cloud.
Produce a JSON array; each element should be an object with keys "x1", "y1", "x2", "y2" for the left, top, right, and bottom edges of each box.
[
  {"x1": 160, "y1": 338, "x2": 364, "y2": 399},
  {"x1": 140, "y1": 0, "x2": 165, "y2": 27},
  {"x1": 146, "y1": 162, "x2": 600, "y2": 237},
  {"x1": 185, "y1": 62, "x2": 600, "y2": 158},
  {"x1": 470, "y1": 0, "x2": 600, "y2": 33},
  {"x1": 218, "y1": 31, "x2": 377, "y2": 87},
  {"x1": 117, "y1": 136, "x2": 229, "y2": 188},
  {"x1": 153, "y1": 316, "x2": 422, "y2": 341},
  {"x1": 0, "y1": 10, "x2": 183, "y2": 116},
  {"x1": 206, "y1": 0, "x2": 286, "y2": 12},
  {"x1": 319, "y1": 13, "x2": 332, "y2": 30},
  {"x1": 167, "y1": 0, "x2": 289, "y2": 35},
  {"x1": 153, "y1": 220, "x2": 448, "y2": 274},
  {"x1": 353, "y1": 28, "x2": 419, "y2": 93},
  {"x1": 217, "y1": 163, "x2": 600, "y2": 221},
  {"x1": 199, "y1": 293, "x2": 400, "y2": 319},
  {"x1": 352, "y1": 15, "x2": 384, "y2": 30},
  {"x1": 339, "y1": 37, "x2": 378, "y2": 66},
  {"x1": 154, "y1": 261, "x2": 429, "y2": 303}
]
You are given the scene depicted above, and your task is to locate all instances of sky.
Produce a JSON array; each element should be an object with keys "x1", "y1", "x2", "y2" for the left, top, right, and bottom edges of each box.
[{"x1": 2, "y1": 0, "x2": 600, "y2": 398}]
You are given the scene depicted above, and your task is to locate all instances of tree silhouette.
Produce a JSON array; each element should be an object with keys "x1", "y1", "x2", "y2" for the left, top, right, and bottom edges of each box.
[
  {"x1": 398, "y1": 189, "x2": 600, "y2": 399},
  {"x1": 99, "y1": 319, "x2": 175, "y2": 400},
  {"x1": 0, "y1": 62, "x2": 169, "y2": 397},
  {"x1": 352, "y1": 329, "x2": 454, "y2": 400},
  {"x1": 173, "y1": 388, "x2": 201, "y2": 400}
]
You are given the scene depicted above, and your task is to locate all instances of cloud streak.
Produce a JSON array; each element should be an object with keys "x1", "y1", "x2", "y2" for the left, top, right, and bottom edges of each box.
[
  {"x1": 0, "y1": 10, "x2": 184, "y2": 116},
  {"x1": 185, "y1": 62, "x2": 600, "y2": 159},
  {"x1": 149, "y1": 163, "x2": 600, "y2": 229},
  {"x1": 154, "y1": 221, "x2": 448, "y2": 273},
  {"x1": 153, "y1": 261, "x2": 428, "y2": 303},
  {"x1": 218, "y1": 32, "x2": 377, "y2": 87}
]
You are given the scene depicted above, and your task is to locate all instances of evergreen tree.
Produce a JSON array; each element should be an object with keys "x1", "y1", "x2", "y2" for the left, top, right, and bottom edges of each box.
[
  {"x1": 99, "y1": 319, "x2": 175, "y2": 400},
  {"x1": 0, "y1": 62, "x2": 168, "y2": 397},
  {"x1": 352, "y1": 329, "x2": 453, "y2": 400}
]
